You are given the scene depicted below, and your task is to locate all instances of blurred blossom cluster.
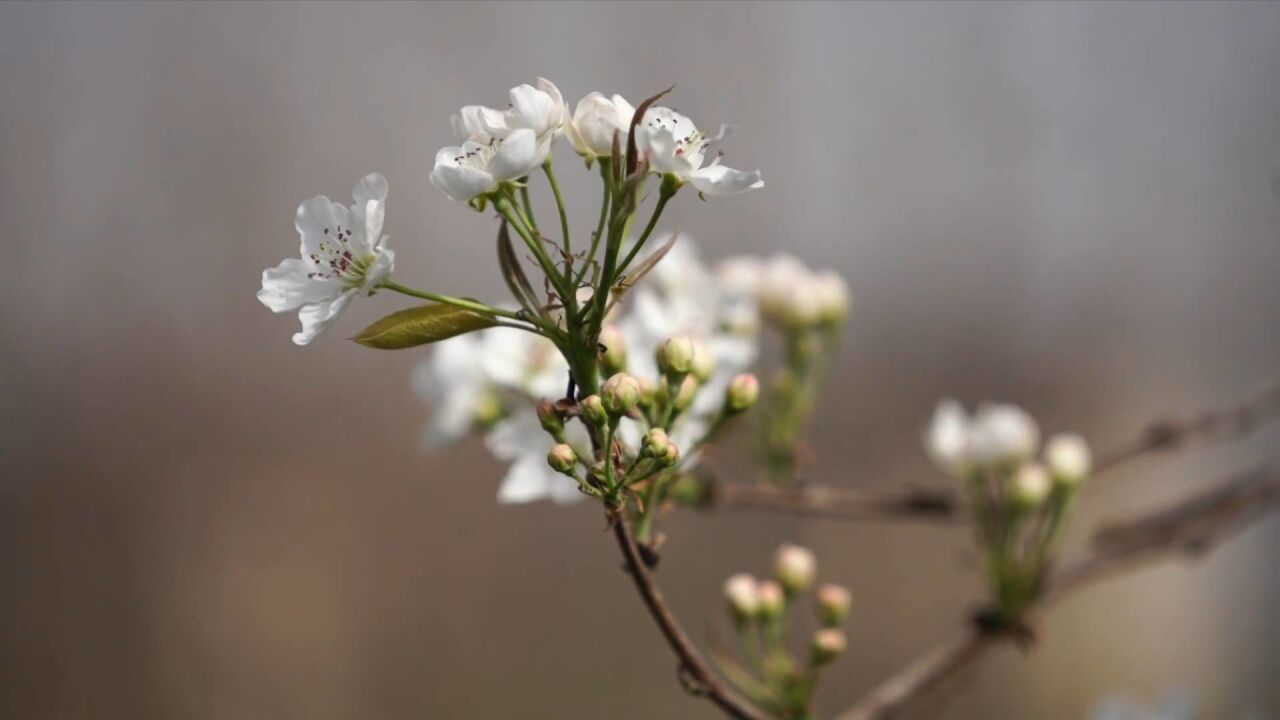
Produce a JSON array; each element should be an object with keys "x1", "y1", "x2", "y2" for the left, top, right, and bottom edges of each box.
[
  {"x1": 926, "y1": 400, "x2": 1092, "y2": 623},
  {"x1": 718, "y1": 544, "x2": 852, "y2": 718}
]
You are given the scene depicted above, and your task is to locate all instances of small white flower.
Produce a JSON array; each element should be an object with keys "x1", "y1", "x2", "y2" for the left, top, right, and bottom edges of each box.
[
  {"x1": 773, "y1": 542, "x2": 817, "y2": 593},
  {"x1": 258, "y1": 173, "x2": 394, "y2": 345},
  {"x1": 925, "y1": 399, "x2": 972, "y2": 474},
  {"x1": 1044, "y1": 433, "x2": 1091, "y2": 485},
  {"x1": 969, "y1": 403, "x2": 1041, "y2": 464},
  {"x1": 412, "y1": 333, "x2": 490, "y2": 448},
  {"x1": 635, "y1": 106, "x2": 763, "y2": 195},
  {"x1": 451, "y1": 77, "x2": 567, "y2": 166},
  {"x1": 565, "y1": 92, "x2": 636, "y2": 159},
  {"x1": 723, "y1": 573, "x2": 760, "y2": 619},
  {"x1": 430, "y1": 128, "x2": 541, "y2": 203}
]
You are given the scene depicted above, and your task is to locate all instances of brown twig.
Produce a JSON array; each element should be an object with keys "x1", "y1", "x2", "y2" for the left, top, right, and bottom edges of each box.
[
  {"x1": 610, "y1": 509, "x2": 768, "y2": 720},
  {"x1": 703, "y1": 380, "x2": 1280, "y2": 522},
  {"x1": 833, "y1": 463, "x2": 1280, "y2": 720},
  {"x1": 706, "y1": 482, "x2": 959, "y2": 522}
]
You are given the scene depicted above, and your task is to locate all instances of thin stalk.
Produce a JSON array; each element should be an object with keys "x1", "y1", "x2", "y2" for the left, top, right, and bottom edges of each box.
[
  {"x1": 615, "y1": 187, "x2": 674, "y2": 278},
  {"x1": 543, "y1": 158, "x2": 572, "y2": 273},
  {"x1": 519, "y1": 180, "x2": 538, "y2": 233},
  {"x1": 574, "y1": 160, "x2": 614, "y2": 287},
  {"x1": 493, "y1": 196, "x2": 574, "y2": 309},
  {"x1": 381, "y1": 281, "x2": 527, "y2": 322}
]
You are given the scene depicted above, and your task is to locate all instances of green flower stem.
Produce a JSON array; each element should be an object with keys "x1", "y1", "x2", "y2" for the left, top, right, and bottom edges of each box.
[
  {"x1": 518, "y1": 180, "x2": 538, "y2": 234},
  {"x1": 542, "y1": 158, "x2": 572, "y2": 272},
  {"x1": 603, "y1": 423, "x2": 618, "y2": 493},
  {"x1": 633, "y1": 471, "x2": 665, "y2": 544},
  {"x1": 615, "y1": 182, "x2": 675, "y2": 278},
  {"x1": 380, "y1": 281, "x2": 526, "y2": 322},
  {"x1": 574, "y1": 161, "x2": 613, "y2": 288},
  {"x1": 493, "y1": 196, "x2": 574, "y2": 310}
]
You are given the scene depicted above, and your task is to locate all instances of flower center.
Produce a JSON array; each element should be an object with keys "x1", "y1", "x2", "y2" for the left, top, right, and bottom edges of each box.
[
  {"x1": 308, "y1": 224, "x2": 372, "y2": 284},
  {"x1": 645, "y1": 110, "x2": 708, "y2": 166},
  {"x1": 453, "y1": 138, "x2": 503, "y2": 170}
]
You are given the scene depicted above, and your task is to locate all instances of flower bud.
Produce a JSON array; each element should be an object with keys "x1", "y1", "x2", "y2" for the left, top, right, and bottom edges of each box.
[
  {"x1": 580, "y1": 394, "x2": 608, "y2": 427},
  {"x1": 725, "y1": 374, "x2": 760, "y2": 413},
  {"x1": 656, "y1": 336, "x2": 695, "y2": 379},
  {"x1": 1045, "y1": 433, "x2": 1091, "y2": 486},
  {"x1": 925, "y1": 399, "x2": 971, "y2": 475},
  {"x1": 810, "y1": 628, "x2": 847, "y2": 666},
  {"x1": 774, "y1": 543, "x2": 817, "y2": 594},
  {"x1": 723, "y1": 573, "x2": 759, "y2": 623},
  {"x1": 537, "y1": 399, "x2": 565, "y2": 440},
  {"x1": 635, "y1": 378, "x2": 657, "y2": 409},
  {"x1": 815, "y1": 583, "x2": 852, "y2": 627},
  {"x1": 672, "y1": 375, "x2": 699, "y2": 412},
  {"x1": 547, "y1": 444, "x2": 577, "y2": 475},
  {"x1": 690, "y1": 341, "x2": 716, "y2": 382},
  {"x1": 813, "y1": 270, "x2": 851, "y2": 325},
  {"x1": 642, "y1": 428, "x2": 670, "y2": 458},
  {"x1": 756, "y1": 579, "x2": 785, "y2": 620},
  {"x1": 602, "y1": 373, "x2": 641, "y2": 417},
  {"x1": 969, "y1": 403, "x2": 1040, "y2": 464},
  {"x1": 599, "y1": 325, "x2": 628, "y2": 375},
  {"x1": 659, "y1": 442, "x2": 680, "y2": 468},
  {"x1": 1010, "y1": 462, "x2": 1052, "y2": 509}
]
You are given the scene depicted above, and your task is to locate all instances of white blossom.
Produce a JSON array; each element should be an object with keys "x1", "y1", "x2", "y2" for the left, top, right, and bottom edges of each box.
[
  {"x1": 566, "y1": 91, "x2": 636, "y2": 159},
  {"x1": 258, "y1": 173, "x2": 394, "y2": 345},
  {"x1": 969, "y1": 403, "x2": 1041, "y2": 464},
  {"x1": 925, "y1": 399, "x2": 972, "y2": 474},
  {"x1": 1045, "y1": 433, "x2": 1091, "y2": 484},
  {"x1": 635, "y1": 107, "x2": 763, "y2": 195},
  {"x1": 451, "y1": 77, "x2": 567, "y2": 166},
  {"x1": 430, "y1": 128, "x2": 541, "y2": 203}
]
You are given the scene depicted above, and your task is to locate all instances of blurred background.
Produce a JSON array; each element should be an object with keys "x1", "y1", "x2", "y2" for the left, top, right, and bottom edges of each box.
[{"x1": 2, "y1": 1, "x2": 1279, "y2": 718}]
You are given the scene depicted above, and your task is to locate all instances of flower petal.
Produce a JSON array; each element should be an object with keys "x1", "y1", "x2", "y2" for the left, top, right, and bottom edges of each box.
[
  {"x1": 292, "y1": 289, "x2": 355, "y2": 346},
  {"x1": 295, "y1": 195, "x2": 352, "y2": 259},
  {"x1": 429, "y1": 146, "x2": 495, "y2": 202},
  {"x1": 487, "y1": 128, "x2": 540, "y2": 182},
  {"x1": 687, "y1": 164, "x2": 764, "y2": 195},
  {"x1": 496, "y1": 454, "x2": 555, "y2": 504},
  {"x1": 351, "y1": 173, "x2": 388, "y2": 250},
  {"x1": 359, "y1": 248, "x2": 395, "y2": 292},
  {"x1": 258, "y1": 258, "x2": 341, "y2": 312}
]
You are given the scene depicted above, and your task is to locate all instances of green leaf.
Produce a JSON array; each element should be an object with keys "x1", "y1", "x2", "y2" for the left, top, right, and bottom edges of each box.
[
  {"x1": 352, "y1": 304, "x2": 497, "y2": 350},
  {"x1": 496, "y1": 220, "x2": 540, "y2": 316}
]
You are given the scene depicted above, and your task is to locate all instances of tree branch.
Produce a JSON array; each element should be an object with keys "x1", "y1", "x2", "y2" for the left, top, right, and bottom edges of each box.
[
  {"x1": 609, "y1": 510, "x2": 768, "y2": 720},
  {"x1": 702, "y1": 380, "x2": 1280, "y2": 523},
  {"x1": 833, "y1": 463, "x2": 1280, "y2": 720}
]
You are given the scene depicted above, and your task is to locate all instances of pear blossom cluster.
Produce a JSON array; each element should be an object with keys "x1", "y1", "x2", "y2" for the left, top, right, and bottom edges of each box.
[
  {"x1": 719, "y1": 544, "x2": 851, "y2": 718},
  {"x1": 414, "y1": 239, "x2": 762, "y2": 505},
  {"x1": 925, "y1": 400, "x2": 1092, "y2": 621}
]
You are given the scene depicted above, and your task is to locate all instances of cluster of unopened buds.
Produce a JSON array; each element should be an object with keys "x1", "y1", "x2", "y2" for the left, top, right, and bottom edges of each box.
[
  {"x1": 926, "y1": 400, "x2": 1092, "y2": 624},
  {"x1": 719, "y1": 544, "x2": 851, "y2": 718}
]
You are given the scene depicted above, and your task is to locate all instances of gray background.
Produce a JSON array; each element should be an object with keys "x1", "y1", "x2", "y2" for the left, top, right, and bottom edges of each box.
[{"x1": 2, "y1": 1, "x2": 1279, "y2": 718}]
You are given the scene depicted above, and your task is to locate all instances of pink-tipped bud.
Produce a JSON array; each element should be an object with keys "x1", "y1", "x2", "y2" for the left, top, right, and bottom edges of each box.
[
  {"x1": 756, "y1": 579, "x2": 786, "y2": 620},
  {"x1": 547, "y1": 444, "x2": 577, "y2": 474},
  {"x1": 659, "y1": 442, "x2": 680, "y2": 468},
  {"x1": 602, "y1": 373, "x2": 642, "y2": 417},
  {"x1": 537, "y1": 399, "x2": 565, "y2": 437},
  {"x1": 580, "y1": 395, "x2": 608, "y2": 427},
  {"x1": 810, "y1": 628, "x2": 848, "y2": 666},
  {"x1": 815, "y1": 583, "x2": 852, "y2": 626},
  {"x1": 774, "y1": 543, "x2": 817, "y2": 594},
  {"x1": 725, "y1": 373, "x2": 760, "y2": 413},
  {"x1": 642, "y1": 428, "x2": 670, "y2": 458}
]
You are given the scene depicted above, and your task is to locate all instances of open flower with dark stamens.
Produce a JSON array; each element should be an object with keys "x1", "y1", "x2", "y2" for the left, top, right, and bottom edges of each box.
[
  {"x1": 258, "y1": 173, "x2": 394, "y2": 345},
  {"x1": 430, "y1": 128, "x2": 541, "y2": 203},
  {"x1": 635, "y1": 106, "x2": 763, "y2": 195}
]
